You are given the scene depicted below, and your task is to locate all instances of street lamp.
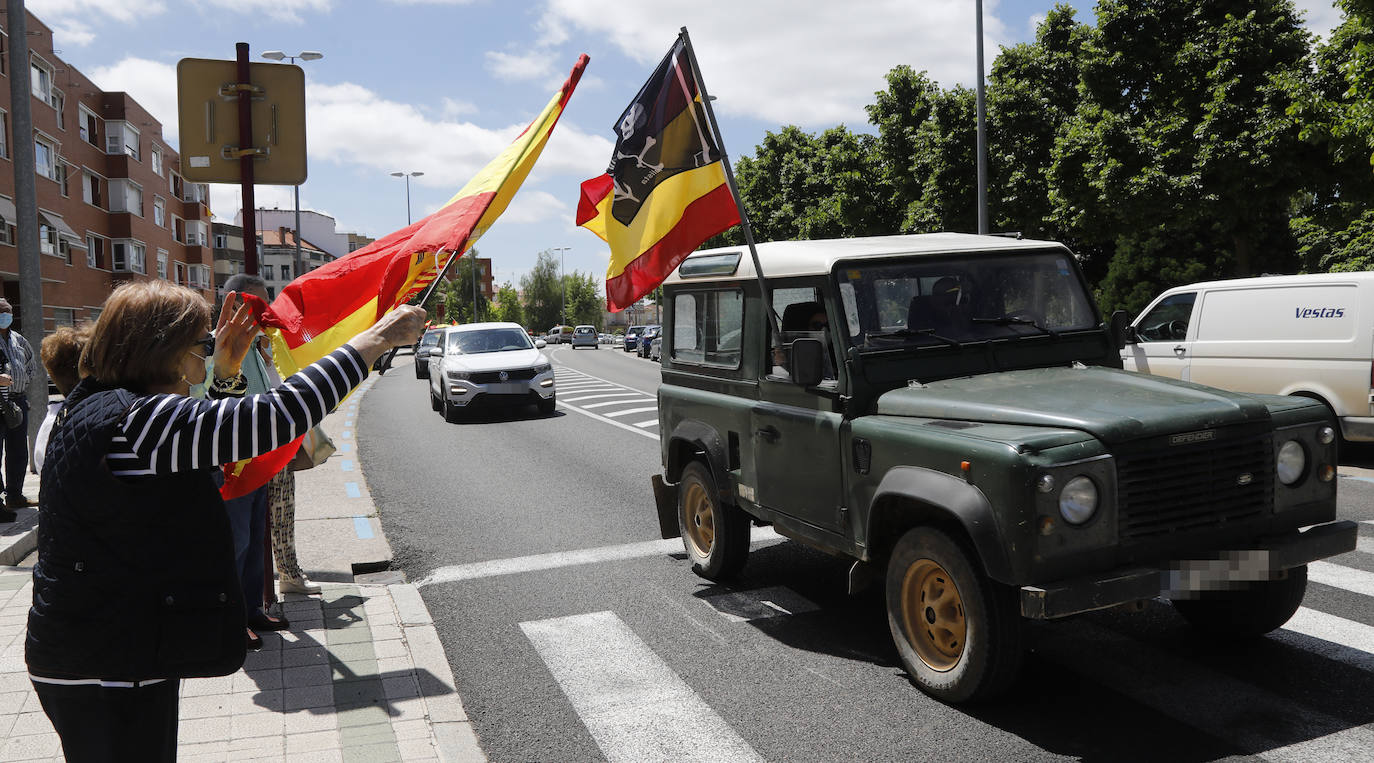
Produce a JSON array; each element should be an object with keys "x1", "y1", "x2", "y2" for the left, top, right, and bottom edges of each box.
[
  {"x1": 390, "y1": 171, "x2": 424, "y2": 225},
  {"x1": 551, "y1": 246, "x2": 570, "y2": 326},
  {"x1": 261, "y1": 50, "x2": 324, "y2": 279}
]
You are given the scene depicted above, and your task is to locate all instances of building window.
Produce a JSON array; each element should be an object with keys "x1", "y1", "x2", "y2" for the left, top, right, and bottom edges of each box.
[
  {"x1": 53, "y1": 308, "x2": 76, "y2": 329},
  {"x1": 214, "y1": 233, "x2": 227, "y2": 249},
  {"x1": 58, "y1": 163, "x2": 70, "y2": 196},
  {"x1": 151, "y1": 145, "x2": 162, "y2": 176},
  {"x1": 39, "y1": 224, "x2": 56, "y2": 256},
  {"x1": 51, "y1": 88, "x2": 64, "y2": 129},
  {"x1": 86, "y1": 234, "x2": 107, "y2": 269},
  {"x1": 30, "y1": 59, "x2": 51, "y2": 105},
  {"x1": 79, "y1": 106, "x2": 99, "y2": 147},
  {"x1": 34, "y1": 136, "x2": 57, "y2": 181},
  {"x1": 280, "y1": 264, "x2": 291, "y2": 281},
  {"x1": 110, "y1": 179, "x2": 143, "y2": 216},
  {"x1": 105, "y1": 122, "x2": 139, "y2": 160},
  {"x1": 156, "y1": 250, "x2": 168, "y2": 280},
  {"x1": 0, "y1": 211, "x2": 13, "y2": 245},
  {"x1": 88, "y1": 307, "x2": 101, "y2": 322},
  {"x1": 112, "y1": 240, "x2": 145, "y2": 274},
  {"x1": 83, "y1": 171, "x2": 103, "y2": 208},
  {"x1": 175, "y1": 260, "x2": 186, "y2": 285},
  {"x1": 186, "y1": 220, "x2": 206, "y2": 246},
  {"x1": 58, "y1": 238, "x2": 73, "y2": 265},
  {"x1": 153, "y1": 196, "x2": 165, "y2": 227},
  {"x1": 0, "y1": 111, "x2": 7, "y2": 159}
]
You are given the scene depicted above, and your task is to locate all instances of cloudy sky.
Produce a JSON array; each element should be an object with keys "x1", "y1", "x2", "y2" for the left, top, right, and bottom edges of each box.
[{"x1": 28, "y1": 0, "x2": 1344, "y2": 291}]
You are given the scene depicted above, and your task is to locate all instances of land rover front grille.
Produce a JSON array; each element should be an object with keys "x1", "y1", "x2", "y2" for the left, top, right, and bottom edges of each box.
[
  {"x1": 471, "y1": 368, "x2": 537, "y2": 384},
  {"x1": 1116, "y1": 429, "x2": 1273, "y2": 542}
]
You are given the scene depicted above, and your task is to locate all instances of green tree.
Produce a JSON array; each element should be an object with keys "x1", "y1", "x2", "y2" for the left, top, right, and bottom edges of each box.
[
  {"x1": 1050, "y1": 0, "x2": 1312, "y2": 314},
  {"x1": 520, "y1": 250, "x2": 562, "y2": 331},
  {"x1": 563, "y1": 272, "x2": 603, "y2": 328},
  {"x1": 493, "y1": 281, "x2": 524, "y2": 326},
  {"x1": 442, "y1": 253, "x2": 491, "y2": 324}
]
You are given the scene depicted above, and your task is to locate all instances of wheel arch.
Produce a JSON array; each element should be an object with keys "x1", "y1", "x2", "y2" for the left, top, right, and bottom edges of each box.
[
  {"x1": 867, "y1": 466, "x2": 1013, "y2": 583},
  {"x1": 664, "y1": 419, "x2": 732, "y2": 507}
]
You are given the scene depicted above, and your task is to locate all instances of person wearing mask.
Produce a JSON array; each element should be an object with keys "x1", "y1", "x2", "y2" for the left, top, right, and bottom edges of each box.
[
  {"x1": 0, "y1": 299, "x2": 36, "y2": 518},
  {"x1": 26, "y1": 280, "x2": 424, "y2": 760},
  {"x1": 33, "y1": 325, "x2": 91, "y2": 473},
  {"x1": 220, "y1": 273, "x2": 320, "y2": 602}
]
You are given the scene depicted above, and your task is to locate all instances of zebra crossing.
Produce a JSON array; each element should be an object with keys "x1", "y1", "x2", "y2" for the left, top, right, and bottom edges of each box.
[
  {"x1": 553, "y1": 367, "x2": 660, "y2": 437},
  {"x1": 502, "y1": 523, "x2": 1374, "y2": 761}
]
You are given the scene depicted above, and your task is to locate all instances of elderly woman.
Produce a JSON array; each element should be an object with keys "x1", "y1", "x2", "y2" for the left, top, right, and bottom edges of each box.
[{"x1": 25, "y1": 280, "x2": 423, "y2": 760}]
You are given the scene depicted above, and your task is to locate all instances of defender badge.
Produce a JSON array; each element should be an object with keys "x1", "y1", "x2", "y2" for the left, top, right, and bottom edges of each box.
[{"x1": 1169, "y1": 430, "x2": 1216, "y2": 446}]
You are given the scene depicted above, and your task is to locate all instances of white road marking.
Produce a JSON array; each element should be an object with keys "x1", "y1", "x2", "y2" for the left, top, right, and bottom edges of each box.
[
  {"x1": 604, "y1": 406, "x2": 659, "y2": 418},
  {"x1": 558, "y1": 400, "x2": 661, "y2": 441},
  {"x1": 547, "y1": 364, "x2": 657, "y2": 398},
  {"x1": 415, "y1": 527, "x2": 784, "y2": 587},
  {"x1": 521, "y1": 611, "x2": 763, "y2": 763},
  {"x1": 699, "y1": 586, "x2": 820, "y2": 623},
  {"x1": 563, "y1": 392, "x2": 647, "y2": 404},
  {"x1": 1307, "y1": 560, "x2": 1374, "y2": 597},
  {"x1": 1356, "y1": 536, "x2": 1373, "y2": 554},
  {"x1": 1276, "y1": 607, "x2": 1374, "y2": 674},
  {"x1": 1034, "y1": 620, "x2": 1374, "y2": 762},
  {"x1": 582, "y1": 398, "x2": 655, "y2": 410},
  {"x1": 633, "y1": 419, "x2": 659, "y2": 428}
]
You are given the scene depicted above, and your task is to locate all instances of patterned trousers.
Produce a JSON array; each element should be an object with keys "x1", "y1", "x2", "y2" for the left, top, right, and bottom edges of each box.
[{"x1": 266, "y1": 469, "x2": 304, "y2": 580}]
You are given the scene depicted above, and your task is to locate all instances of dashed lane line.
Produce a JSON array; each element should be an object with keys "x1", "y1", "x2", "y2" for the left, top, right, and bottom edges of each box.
[
  {"x1": 582, "y1": 398, "x2": 655, "y2": 410},
  {"x1": 604, "y1": 406, "x2": 659, "y2": 419},
  {"x1": 561, "y1": 392, "x2": 647, "y2": 404},
  {"x1": 633, "y1": 420, "x2": 658, "y2": 428}
]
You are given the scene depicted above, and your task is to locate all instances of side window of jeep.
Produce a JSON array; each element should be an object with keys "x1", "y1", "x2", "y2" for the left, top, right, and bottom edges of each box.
[{"x1": 672, "y1": 289, "x2": 743, "y2": 367}]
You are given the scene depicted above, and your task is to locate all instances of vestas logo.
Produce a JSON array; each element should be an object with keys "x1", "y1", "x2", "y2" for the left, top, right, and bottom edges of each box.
[{"x1": 1295, "y1": 307, "x2": 1346, "y2": 318}]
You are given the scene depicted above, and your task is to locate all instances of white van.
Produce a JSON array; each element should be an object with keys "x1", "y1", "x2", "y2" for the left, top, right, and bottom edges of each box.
[{"x1": 1122, "y1": 272, "x2": 1374, "y2": 440}]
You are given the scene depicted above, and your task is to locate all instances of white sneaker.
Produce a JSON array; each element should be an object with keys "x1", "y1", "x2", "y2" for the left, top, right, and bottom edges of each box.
[{"x1": 279, "y1": 575, "x2": 322, "y2": 595}]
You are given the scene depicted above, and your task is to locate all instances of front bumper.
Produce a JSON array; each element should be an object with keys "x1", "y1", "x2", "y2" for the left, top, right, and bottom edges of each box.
[
  {"x1": 1019, "y1": 520, "x2": 1357, "y2": 619},
  {"x1": 442, "y1": 370, "x2": 555, "y2": 407}
]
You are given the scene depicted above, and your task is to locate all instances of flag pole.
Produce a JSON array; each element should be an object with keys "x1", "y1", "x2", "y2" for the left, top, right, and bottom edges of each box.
[
  {"x1": 678, "y1": 27, "x2": 780, "y2": 339},
  {"x1": 376, "y1": 247, "x2": 453, "y2": 374}
]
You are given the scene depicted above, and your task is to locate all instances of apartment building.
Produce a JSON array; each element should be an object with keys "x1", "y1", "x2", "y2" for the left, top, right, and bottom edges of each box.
[{"x1": 0, "y1": 10, "x2": 214, "y2": 333}]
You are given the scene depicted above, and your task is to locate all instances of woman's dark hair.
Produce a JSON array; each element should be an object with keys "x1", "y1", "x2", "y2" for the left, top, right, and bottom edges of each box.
[
  {"x1": 81, "y1": 281, "x2": 211, "y2": 391},
  {"x1": 41, "y1": 324, "x2": 92, "y2": 396}
]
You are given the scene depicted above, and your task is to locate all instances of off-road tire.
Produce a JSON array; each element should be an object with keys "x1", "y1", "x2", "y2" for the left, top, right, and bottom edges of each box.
[
  {"x1": 1172, "y1": 565, "x2": 1307, "y2": 639},
  {"x1": 885, "y1": 527, "x2": 1023, "y2": 703},
  {"x1": 678, "y1": 461, "x2": 749, "y2": 581}
]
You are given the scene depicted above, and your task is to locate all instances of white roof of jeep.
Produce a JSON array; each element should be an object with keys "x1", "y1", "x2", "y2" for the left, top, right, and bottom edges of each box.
[{"x1": 661, "y1": 233, "x2": 1066, "y2": 285}]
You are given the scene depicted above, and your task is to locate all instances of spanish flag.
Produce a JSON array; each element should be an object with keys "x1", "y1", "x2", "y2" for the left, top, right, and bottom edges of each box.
[
  {"x1": 577, "y1": 36, "x2": 739, "y2": 312},
  {"x1": 218, "y1": 55, "x2": 589, "y2": 500}
]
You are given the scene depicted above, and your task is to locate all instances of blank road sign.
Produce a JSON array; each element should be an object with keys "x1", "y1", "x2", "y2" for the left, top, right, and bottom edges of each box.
[{"x1": 176, "y1": 58, "x2": 307, "y2": 185}]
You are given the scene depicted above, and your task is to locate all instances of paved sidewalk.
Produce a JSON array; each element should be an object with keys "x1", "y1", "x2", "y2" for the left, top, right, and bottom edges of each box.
[{"x1": 0, "y1": 366, "x2": 485, "y2": 762}]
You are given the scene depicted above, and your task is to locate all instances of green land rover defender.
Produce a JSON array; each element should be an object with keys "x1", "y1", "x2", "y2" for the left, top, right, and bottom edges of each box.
[{"x1": 650, "y1": 233, "x2": 1357, "y2": 703}]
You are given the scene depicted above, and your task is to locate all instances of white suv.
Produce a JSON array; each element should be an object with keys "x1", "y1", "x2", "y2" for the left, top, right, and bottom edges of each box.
[{"x1": 427, "y1": 322, "x2": 555, "y2": 420}]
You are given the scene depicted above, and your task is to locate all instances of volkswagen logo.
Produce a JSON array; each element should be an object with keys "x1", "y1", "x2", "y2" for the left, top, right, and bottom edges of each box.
[{"x1": 498, "y1": 370, "x2": 509, "y2": 381}]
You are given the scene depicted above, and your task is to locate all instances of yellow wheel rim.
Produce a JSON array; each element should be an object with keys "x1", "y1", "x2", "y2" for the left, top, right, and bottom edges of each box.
[
  {"x1": 900, "y1": 558, "x2": 967, "y2": 672},
  {"x1": 682, "y1": 480, "x2": 715, "y2": 557}
]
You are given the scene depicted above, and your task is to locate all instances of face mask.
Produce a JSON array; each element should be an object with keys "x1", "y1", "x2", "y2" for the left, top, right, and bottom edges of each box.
[{"x1": 0, "y1": 314, "x2": 12, "y2": 329}]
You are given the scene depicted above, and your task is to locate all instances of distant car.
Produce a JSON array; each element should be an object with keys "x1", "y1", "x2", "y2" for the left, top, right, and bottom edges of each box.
[
  {"x1": 637, "y1": 325, "x2": 662, "y2": 358},
  {"x1": 649, "y1": 334, "x2": 663, "y2": 362},
  {"x1": 571, "y1": 324, "x2": 599, "y2": 349},
  {"x1": 413, "y1": 328, "x2": 445, "y2": 378},
  {"x1": 427, "y1": 322, "x2": 555, "y2": 421},
  {"x1": 623, "y1": 325, "x2": 647, "y2": 352}
]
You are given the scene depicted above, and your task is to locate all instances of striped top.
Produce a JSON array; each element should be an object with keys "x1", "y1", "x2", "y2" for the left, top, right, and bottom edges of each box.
[{"x1": 105, "y1": 346, "x2": 367, "y2": 477}]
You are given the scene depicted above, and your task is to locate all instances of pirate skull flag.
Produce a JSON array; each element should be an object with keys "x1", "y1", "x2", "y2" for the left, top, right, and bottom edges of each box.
[{"x1": 577, "y1": 35, "x2": 740, "y2": 312}]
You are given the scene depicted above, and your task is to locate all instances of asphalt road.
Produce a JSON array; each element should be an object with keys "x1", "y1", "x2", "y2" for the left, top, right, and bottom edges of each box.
[{"x1": 361, "y1": 344, "x2": 1374, "y2": 762}]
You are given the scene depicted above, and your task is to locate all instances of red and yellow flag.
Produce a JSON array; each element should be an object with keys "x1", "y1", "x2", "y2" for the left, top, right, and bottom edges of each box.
[
  {"x1": 218, "y1": 54, "x2": 589, "y2": 500},
  {"x1": 577, "y1": 36, "x2": 739, "y2": 312}
]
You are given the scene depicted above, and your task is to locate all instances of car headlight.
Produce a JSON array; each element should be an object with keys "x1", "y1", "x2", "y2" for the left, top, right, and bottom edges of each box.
[
  {"x1": 1277, "y1": 440, "x2": 1306, "y2": 485},
  {"x1": 533, "y1": 362, "x2": 552, "y2": 373},
  {"x1": 1058, "y1": 476, "x2": 1098, "y2": 525},
  {"x1": 446, "y1": 370, "x2": 470, "y2": 381}
]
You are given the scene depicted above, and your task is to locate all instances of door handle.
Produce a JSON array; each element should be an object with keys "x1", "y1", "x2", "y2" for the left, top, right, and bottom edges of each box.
[
  {"x1": 755, "y1": 425, "x2": 781, "y2": 443},
  {"x1": 1173, "y1": 345, "x2": 1186, "y2": 356}
]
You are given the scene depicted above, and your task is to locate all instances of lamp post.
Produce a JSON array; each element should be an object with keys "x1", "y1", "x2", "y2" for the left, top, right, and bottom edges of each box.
[
  {"x1": 261, "y1": 50, "x2": 323, "y2": 279},
  {"x1": 390, "y1": 171, "x2": 424, "y2": 225},
  {"x1": 551, "y1": 246, "x2": 570, "y2": 327}
]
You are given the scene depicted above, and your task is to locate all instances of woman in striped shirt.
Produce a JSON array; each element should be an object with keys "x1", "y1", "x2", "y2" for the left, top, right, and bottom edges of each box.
[{"x1": 26, "y1": 280, "x2": 424, "y2": 761}]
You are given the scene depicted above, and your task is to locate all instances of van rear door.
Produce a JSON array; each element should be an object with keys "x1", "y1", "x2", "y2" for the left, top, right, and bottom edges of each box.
[{"x1": 1124, "y1": 291, "x2": 1197, "y2": 380}]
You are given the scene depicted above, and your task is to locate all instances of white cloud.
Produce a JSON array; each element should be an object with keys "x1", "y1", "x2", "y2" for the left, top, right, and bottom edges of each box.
[
  {"x1": 485, "y1": 49, "x2": 559, "y2": 82},
  {"x1": 29, "y1": 0, "x2": 166, "y2": 45},
  {"x1": 1294, "y1": 0, "x2": 1345, "y2": 39},
  {"x1": 208, "y1": 185, "x2": 299, "y2": 225},
  {"x1": 87, "y1": 57, "x2": 181, "y2": 145},
  {"x1": 539, "y1": 0, "x2": 1013, "y2": 127},
  {"x1": 192, "y1": 0, "x2": 333, "y2": 24},
  {"x1": 498, "y1": 190, "x2": 570, "y2": 224},
  {"x1": 440, "y1": 97, "x2": 477, "y2": 118}
]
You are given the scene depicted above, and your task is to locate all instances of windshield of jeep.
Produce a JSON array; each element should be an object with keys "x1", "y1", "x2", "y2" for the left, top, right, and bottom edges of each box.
[{"x1": 836, "y1": 251, "x2": 1098, "y2": 350}]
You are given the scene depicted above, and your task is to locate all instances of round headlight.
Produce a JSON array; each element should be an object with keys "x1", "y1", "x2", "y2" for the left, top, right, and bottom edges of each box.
[
  {"x1": 1059, "y1": 476, "x2": 1098, "y2": 525},
  {"x1": 1277, "y1": 440, "x2": 1306, "y2": 485}
]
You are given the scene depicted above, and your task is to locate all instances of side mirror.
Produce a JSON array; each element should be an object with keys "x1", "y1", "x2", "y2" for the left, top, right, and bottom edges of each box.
[
  {"x1": 535, "y1": 339, "x2": 547, "y2": 349},
  {"x1": 789, "y1": 338, "x2": 825, "y2": 387},
  {"x1": 428, "y1": 346, "x2": 444, "y2": 357},
  {"x1": 1109, "y1": 310, "x2": 1135, "y2": 349}
]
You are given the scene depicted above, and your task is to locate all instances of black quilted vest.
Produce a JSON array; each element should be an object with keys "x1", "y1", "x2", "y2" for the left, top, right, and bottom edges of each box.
[{"x1": 26, "y1": 379, "x2": 246, "y2": 680}]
